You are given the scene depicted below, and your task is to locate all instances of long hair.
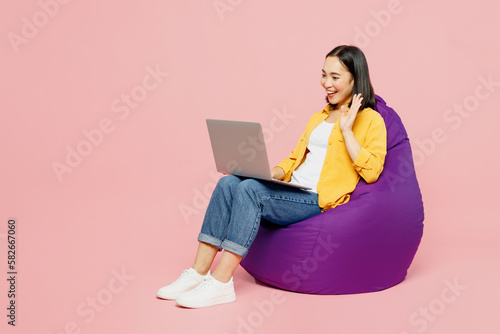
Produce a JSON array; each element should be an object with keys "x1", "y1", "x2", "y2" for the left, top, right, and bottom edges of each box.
[{"x1": 325, "y1": 45, "x2": 376, "y2": 110}]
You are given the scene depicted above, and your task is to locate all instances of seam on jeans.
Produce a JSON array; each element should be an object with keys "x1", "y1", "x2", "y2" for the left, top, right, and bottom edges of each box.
[
  {"x1": 198, "y1": 233, "x2": 223, "y2": 249},
  {"x1": 220, "y1": 239, "x2": 247, "y2": 257},
  {"x1": 251, "y1": 199, "x2": 263, "y2": 248},
  {"x1": 238, "y1": 198, "x2": 263, "y2": 250},
  {"x1": 262, "y1": 195, "x2": 319, "y2": 206}
]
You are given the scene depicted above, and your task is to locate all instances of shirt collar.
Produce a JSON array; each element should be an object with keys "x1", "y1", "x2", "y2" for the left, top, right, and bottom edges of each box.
[
  {"x1": 322, "y1": 104, "x2": 332, "y2": 114},
  {"x1": 321, "y1": 104, "x2": 332, "y2": 120}
]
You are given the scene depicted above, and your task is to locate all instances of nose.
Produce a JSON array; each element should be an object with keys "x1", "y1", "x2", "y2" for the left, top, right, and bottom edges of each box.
[{"x1": 323, "y1": 77, "x2": 333, "y2": 88}]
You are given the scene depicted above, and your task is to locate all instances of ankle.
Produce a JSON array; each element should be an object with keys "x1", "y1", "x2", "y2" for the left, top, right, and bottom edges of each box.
[
  {"x1": 211, "y1": 272, "x2": 231, "y2": 283},
  {"x1": 191, "y1": 266, "x2": 209, "y2": 276}
]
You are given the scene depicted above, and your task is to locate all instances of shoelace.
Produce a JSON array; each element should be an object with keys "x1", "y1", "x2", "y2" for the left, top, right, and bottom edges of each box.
[
  {"x1": 191, "y1": 278, "x2": 213, "y2": 294},
  {"x1": 173, "y1": 269, "x2": 196, "y2": 284}
]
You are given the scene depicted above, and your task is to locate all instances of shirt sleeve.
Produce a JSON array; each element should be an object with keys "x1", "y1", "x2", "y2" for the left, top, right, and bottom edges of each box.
[
  {"x1": 352, "y1": 116, "x2": 387, "y2": 183},
  {"x1": 274, "y1": 113, "x2": 319, "y2": 177},
  {"x1": 275, "y1": 133, "x2": 304, "y2": 176}
]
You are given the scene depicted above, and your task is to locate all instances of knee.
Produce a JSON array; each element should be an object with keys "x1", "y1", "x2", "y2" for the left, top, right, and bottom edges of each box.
[
  {"x1": 216, "y1": 175, "x2": 241, "y2": 191},
  {"x1": 236, "y1": 179, "x2": 261, "y2": 195}
]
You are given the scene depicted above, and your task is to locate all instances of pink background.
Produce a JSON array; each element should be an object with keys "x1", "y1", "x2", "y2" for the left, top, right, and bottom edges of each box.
[{"x1": 1, "y1": 0, "x2": 499, "y2": 333}]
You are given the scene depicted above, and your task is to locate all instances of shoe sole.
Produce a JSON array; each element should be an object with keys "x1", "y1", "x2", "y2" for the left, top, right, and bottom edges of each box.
[
  {"x1": 176, "y1": 293, "x2": 236, "y2": 308},
  {"x1": 156, "y1": 292, "x2": 179, "y2": 300},
  {"x1": 156, "y1": 281, "x2": 206, "y2": 300}
]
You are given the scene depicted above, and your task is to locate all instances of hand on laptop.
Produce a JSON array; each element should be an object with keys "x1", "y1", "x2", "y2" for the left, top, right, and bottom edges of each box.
[{"x1": 271, "y1": 167, "x2": 285, "y2": 181}]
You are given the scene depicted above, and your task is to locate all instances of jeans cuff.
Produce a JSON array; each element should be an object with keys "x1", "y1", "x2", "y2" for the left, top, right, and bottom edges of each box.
[
  {"x1": 220, "y1": 239, "x2": 248, "y2": 258},
  {"x1": 197, "y1": 233, "x2": 223, "y2": 251}
]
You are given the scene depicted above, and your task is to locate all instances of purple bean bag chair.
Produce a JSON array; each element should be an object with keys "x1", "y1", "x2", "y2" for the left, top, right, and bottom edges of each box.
[{"x1": 240, "y1": 95, "x2": 424, "y2": 294}]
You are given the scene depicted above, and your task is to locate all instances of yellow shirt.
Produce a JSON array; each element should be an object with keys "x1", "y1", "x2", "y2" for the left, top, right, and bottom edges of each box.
[{"x1": 275, "y1": 105, "x2": 387, "y2": 211}]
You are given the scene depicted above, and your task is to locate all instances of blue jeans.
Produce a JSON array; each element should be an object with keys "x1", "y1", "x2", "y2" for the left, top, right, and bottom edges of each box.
[{"x1": 197, "y1": 175, "x2": 322, "y2": 258}]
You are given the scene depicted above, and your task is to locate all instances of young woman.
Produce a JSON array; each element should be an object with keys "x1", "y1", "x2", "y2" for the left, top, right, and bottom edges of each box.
[{"x1": 157, "y1": 45, "x2": 387, "y2": 308}]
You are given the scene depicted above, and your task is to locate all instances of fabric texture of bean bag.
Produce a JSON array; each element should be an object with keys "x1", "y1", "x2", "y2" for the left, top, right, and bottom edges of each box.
[{"x1": 240, "y1": 95, "x2": 425, "y2": 294}]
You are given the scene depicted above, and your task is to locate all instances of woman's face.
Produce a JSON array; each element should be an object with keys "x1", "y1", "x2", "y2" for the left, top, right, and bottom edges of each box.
[{"x1": 321, "y1": 56, "x2": 354, "y2": 108}]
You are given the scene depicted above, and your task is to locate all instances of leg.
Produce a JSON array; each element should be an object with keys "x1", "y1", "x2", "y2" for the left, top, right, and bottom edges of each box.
[
  {"x1": 192, "y1": 241, "x2": 218, "y2": 275},
  {"x1": 175, "y1": 179, "x2": 321, "y2": 308},
  {"x1": 210, "y1": 179, "x2": 322, "y2": 281},
  {"x1": 157, "y1": 176, "x2": 242, "y2": 301},
  {"x1": 211, "y1": 250, "x2": 242, "y2": 283},
  {"x1": 220, "y1": 179, "x2": 322, "y2": 258},
  {"x1": 197, "y1": 175, "x2": 244, "y2": 254},
  {"x1": 193, "y1": 175, "x2": 245, "y2": 282}
]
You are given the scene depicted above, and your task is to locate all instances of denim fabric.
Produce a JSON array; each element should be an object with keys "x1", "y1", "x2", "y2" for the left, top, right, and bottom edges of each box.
[{"x1": 197, "y1": 175, "x2": 322, "y2": 258}]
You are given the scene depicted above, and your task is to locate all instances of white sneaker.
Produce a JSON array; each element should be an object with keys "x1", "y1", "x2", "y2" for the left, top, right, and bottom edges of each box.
[
  {"x1": 157, "y1": 268, "x2": 210, "y2": 300},
  {"x1": 176, "y1": 276, "x2": 236, "y2": 308}
]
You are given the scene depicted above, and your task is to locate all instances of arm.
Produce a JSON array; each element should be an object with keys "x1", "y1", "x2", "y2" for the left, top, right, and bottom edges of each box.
[
  {"x1": 349, "y1": 118, "x2": 386, "y2": 183},
  {"x1": 273, "y1": 142, "x2": 301, "y2": 180},
  {"x1": 272, "y1": 113, "x2": 319, "y2": 181},
  {"x1": 340, "y1": 94, "x2": 387, "y2": 183},
  {"x1": 340, "y1": 130, "x2": 361, "y2": 163}
]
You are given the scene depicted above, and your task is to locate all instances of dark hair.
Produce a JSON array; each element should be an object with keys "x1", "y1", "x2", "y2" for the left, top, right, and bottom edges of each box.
[{"x1": 325, "y1": 45, "x2": 376, "y2": 110}]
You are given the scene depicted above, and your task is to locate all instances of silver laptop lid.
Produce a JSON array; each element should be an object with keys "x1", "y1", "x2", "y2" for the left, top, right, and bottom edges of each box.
[{"x1": 206, "y1": 119, "x2": 272, "y2": 179}]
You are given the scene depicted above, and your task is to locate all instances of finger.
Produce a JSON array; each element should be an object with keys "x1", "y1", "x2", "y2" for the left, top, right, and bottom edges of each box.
[
  {"x1": 340, "y1": 105, "x2": 347, "y2": 115},
  {"x1": 351, "y1": 94, "x2": 360, "y2": 106},
  {"x1": 352, "y1": 95, "x2": 363, "y2": 108}
]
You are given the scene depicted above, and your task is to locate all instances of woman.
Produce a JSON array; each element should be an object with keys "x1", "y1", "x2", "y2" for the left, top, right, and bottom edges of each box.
[{"x1": 157, "y1": 45, "x2": 387, "y2": 308}]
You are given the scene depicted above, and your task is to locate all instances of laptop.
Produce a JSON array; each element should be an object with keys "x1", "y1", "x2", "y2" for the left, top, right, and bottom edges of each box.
[{"x1": 206, "y1": 119, "x2": 312, "y2": 190}]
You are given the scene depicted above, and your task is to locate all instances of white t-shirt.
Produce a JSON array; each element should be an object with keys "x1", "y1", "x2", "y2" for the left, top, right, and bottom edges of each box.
[{"x1": 290, "y1": 121, "x2": 335, "y2": 193}]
